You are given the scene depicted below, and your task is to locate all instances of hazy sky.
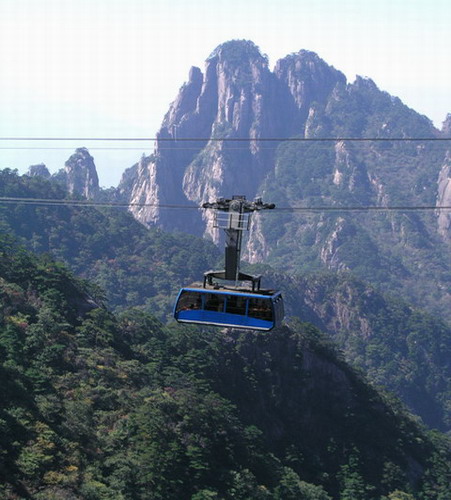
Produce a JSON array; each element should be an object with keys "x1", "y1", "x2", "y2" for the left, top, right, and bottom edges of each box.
[{"x1": 1, "y1": 0, "x2": 450, "y2": 187}]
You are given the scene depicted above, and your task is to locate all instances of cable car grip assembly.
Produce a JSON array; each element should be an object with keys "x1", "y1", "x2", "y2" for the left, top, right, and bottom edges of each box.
[{"x1": 202, "y1": 195, "x2": 275, "y2": 291}]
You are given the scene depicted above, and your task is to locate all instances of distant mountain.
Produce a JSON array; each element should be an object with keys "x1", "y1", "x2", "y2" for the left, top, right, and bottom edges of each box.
[
  {"x1": 119, "y1": 42, "x2": 348, "y2": 234},
  {"x1": 0, "y1": 236, "x2": 449, "y2": 499},
  {"x1": 115, "y1": 40, "x2": 450, "y2": 323}
]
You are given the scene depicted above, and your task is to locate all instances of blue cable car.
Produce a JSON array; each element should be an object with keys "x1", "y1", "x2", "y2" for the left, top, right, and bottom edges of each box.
[
  {"x1": 173, "y1": 195, "x2": 284, "y2": 331},
  {"x1": 174, "y1": 285, "x2": 284, "y2": 331}
]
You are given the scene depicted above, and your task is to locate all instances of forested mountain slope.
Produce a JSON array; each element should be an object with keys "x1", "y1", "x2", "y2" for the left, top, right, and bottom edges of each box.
[
  {"x1": 0, "y1": 168, "x2": 220, "y2": 319},
  {"x1": 0, "y1": 237, "x2": 449, "y2": 499},
  {"x1": 262, "y1": 269, "x2": 451, "y2": 432},
  {"x1": 1, "y1": 168, "x2": 450, "y2": 432}
]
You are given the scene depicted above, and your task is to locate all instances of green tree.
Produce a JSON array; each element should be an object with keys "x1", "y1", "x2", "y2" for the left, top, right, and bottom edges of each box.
[
  {"x1": 338, "y1": 453, "x2": 374, "y2": 500},
  {"x1": 274, "y1": 467, "x2": 331, "y2": 499}
]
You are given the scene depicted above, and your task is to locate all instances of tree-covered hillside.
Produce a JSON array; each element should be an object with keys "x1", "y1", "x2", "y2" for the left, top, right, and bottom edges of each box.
[
  {"x1": 0, "y1": 236, "x2": 450, "y2": 499},
  {"x1": 262, "y1": 269, "x2": 451, "y2": 432},
  {"x1": 0, "y1": 168, "x2": 220, "y2": 320},
  {"x1": 1, "y1": 168, "x2": 450, "y2": 433}
]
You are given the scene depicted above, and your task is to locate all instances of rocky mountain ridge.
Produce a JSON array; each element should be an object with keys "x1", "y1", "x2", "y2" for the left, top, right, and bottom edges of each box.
[
  {"x1": 119, "y1": 43, "x2": 353, "y2": 239},
  {"x1": 117, "y1": 41, "x2": 448, "y2": 233},
  {"x1": 113, "y1": 40, "x2": 451, "y2": 322}
]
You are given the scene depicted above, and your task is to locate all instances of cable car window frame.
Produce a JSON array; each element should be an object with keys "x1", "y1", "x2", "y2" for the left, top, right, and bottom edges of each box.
[
  {"x1": 248, "y1": 297, "x2": 273, "y2": 321},
  {"x1": 204, "y1": 293, "x2": 226, "y2": 312},
  {"x1": 225, "y1": 295, "x2": 248, "y2": 315},
  {"x1": 175, "y1": 291, "x2": 202, "y2": 313}
]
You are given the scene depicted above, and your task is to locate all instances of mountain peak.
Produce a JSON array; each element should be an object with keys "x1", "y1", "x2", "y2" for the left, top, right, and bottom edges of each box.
[
  {"x1": 208, "y1": 39, "x2": 267, "y2": 64},
  {"x1": 64, "y1": 148, "x2": 99, "y2": 199},
  {"x1": 275, "y1": 49, "x2": 345, "y2": 75},
  {"x1": 274, "y1": 48, "x2": 346, "y2": 119}
]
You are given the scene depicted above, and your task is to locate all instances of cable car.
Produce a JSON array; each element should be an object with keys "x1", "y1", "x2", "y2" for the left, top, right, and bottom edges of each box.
[
  {"x1": 173, "y1": 195, "x2": 284, "y2": 331},
  {"x1": 174, "y1": 284, "x2": 284, "y2": 331}
]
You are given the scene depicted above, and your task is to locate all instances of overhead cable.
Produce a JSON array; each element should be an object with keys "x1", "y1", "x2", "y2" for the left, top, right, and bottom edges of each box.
[
  {"x1": 1, "y1": 137, "x2": 451, "y2": 142},
  {"x1": 0, "y1": 196, "x2": 449, "y2": 212}
]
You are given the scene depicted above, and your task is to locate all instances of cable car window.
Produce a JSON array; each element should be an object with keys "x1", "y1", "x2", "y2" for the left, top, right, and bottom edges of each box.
[
  {"x1": 176, "y1": 291, "x2": 202, "y2": 313},
  {"x1": 225, "y1": 295, "x2": 247, "y2": 315},
  {"x1": 248, "y1": 298, "x2": 273, "y2": 321},
  {"x1": 204, "y1": 293, "x2": 226, "y2": 312}
]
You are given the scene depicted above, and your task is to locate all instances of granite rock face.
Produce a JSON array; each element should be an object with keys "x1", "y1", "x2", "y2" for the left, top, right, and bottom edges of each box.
[
  {"x1": 63, "y1": 148, "x2": 100, "y2": 200},
  {"x1": 25, "y1": 149, "x2": 100, "y2": 201},
  {"x1": 122, "y1": 40, "x2": 448, "y2": 235},
  {"x1": 120, "y1": 42, "x2": 349, "y2": 237},
  {"x1": 274, "y1": 49, "x2": 346, "y2": 131},
  {"x1": 442, "y1": 113, "x2": 451, "y2": 136},
  {"x1": 437, "y1": 152, "x2": 451, "y2": 241}
]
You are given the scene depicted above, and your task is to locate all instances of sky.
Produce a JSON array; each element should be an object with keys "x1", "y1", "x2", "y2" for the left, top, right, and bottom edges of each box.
[{"x1": 1, "y1": 0, "x2": 450, "y2": 187}]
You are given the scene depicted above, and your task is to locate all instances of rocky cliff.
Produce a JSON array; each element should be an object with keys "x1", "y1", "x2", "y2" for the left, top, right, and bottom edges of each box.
[
  {"x1": 57, "y1": 147, "x2": 100, "y2": 199},
  {"x1": 442, "y1": 113, "x2": 451, "y2": 136},
  {"x1": 116, "y1": 40, "x2": 450, "y2": 321},
  {"x1": 119, "y1": 41, "x2": 348, "y2": 239},
  {"x1": 437, "y1": 152, "x2": 451, "y2": 240},
  {"x1": 437, "y1": 116, "x2": 451, "y2": 241}
]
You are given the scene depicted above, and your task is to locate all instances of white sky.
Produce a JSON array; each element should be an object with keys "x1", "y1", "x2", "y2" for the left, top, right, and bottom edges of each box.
[{"x1": 1, "y1": 0, "x2": 450, "y2": 187}]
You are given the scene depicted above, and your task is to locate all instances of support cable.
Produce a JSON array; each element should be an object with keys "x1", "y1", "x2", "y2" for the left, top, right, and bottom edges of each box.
[{"x1": 0, "y1": 196, "x2": 449, "y2": 212}]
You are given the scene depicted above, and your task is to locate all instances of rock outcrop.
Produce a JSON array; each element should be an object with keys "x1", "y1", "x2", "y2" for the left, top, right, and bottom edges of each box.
[
  {"x1": 120, "y1": 41, "x2": 348, "y2": 238},
  {"x1": 438, "y1": 114, "x2": 451, "y2": 240},
  {"x1": 63, "y1": 148, "x2": 99, "y2": 199},
  {"x1": 442, "y1": 113, "x2": 451, "y2": 136},
  {"x1": 24, "y1": 151, "x2": 100, "y2": 201},
  {"x1": 437, "y1": 152, "x2": 451, "y2": 240},
  {"x1": 121, "y1": 41, "x2": 280, "y2": 236},
  {"x1": 274, "y1": 49, "x2": 346, "y2": 131}
]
